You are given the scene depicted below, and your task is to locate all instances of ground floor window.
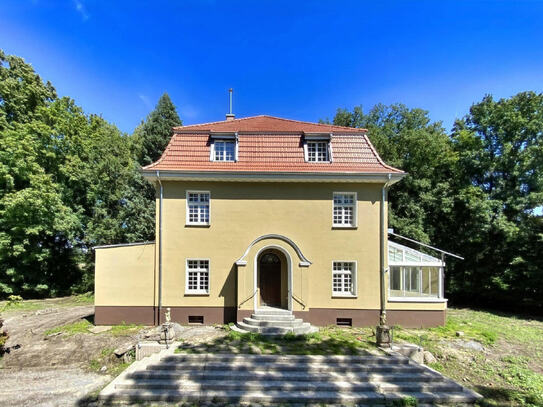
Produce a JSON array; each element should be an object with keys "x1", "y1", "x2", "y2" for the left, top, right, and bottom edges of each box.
[
  {"x1": 332, "y1": 261, "x2": 356, "y2": 296},
  {"x1": 186, "y1": 259, "x2": 209, "y2": 294},
  {"x1": 389, "y1": 266, "x2": 441, "y2": 298}
]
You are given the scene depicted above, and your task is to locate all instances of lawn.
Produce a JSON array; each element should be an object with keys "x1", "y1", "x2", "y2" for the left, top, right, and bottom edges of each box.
[
  {"x1": 176, "y1": 325, "x2": 382, "y2": 356},
  {"x1": 0, "y1": 292, "x2": 94, "y2": 315},
  {"x1": 393, "y1": 308, "x2": 543, "y2": 407}
]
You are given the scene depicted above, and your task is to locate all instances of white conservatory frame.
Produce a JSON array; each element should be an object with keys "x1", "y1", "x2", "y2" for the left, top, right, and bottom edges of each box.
[{"x1": 388, "y1": 240, "x2": 446, "y2": 303}]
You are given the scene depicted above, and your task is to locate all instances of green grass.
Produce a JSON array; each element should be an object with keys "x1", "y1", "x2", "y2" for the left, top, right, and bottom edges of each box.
[
  {"x1": 393, "y1": 308, "x2": 543, "y2": 407},
  {"x1": 44, "y1": 319, "x2": 93, "y2": 336},
  {"x1": 0, "y1": 293, "x2": 94, "y2": 314},
  {"x1": 176, "y1": 325, "x2": 378, "y2": 356},
  {"x1": 88, "y1": 346, "x2": 133, "y2": 377},
  {"x1": 109, "y1": 322, "x2": 142, "y2": 336}
]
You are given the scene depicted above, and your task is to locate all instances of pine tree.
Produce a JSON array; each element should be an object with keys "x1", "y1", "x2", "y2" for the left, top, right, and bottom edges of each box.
[
  {"x1": 134, "y1": 93, "x2": 182, "y2": 166},
  {"x1": 122, "y1": 93, "x2": 182, "y2": 242}
]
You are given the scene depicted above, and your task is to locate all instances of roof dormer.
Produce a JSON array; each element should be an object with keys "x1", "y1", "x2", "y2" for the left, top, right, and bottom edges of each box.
[
  {"x1": 209, "y1": 132, "x2": 238, "y2": 162},
  {"x1": 303, "y1": 133, "x2": 333, "y2": 163}
]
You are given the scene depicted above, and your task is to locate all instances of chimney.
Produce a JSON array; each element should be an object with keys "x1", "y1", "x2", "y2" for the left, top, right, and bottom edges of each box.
[{"x1": 225, "y1": 88, "x2": 235, "y2": 121}]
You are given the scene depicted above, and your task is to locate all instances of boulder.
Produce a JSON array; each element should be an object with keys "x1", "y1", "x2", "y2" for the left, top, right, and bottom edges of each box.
[
  {"x1": 114, "y1": 341, "x2": 135, "y2": 357},
  {"x1": 423, "y1": 350, "x2": 437, "y2": 364},
  {"x1": 88, "y1": 326, "x2": 112, "y2": 334}
]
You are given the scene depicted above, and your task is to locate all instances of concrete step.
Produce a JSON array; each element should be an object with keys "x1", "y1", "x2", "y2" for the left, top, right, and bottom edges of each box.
[
  {"x1": 243, "y1": 317, "x2": 304, "y2": 327},
  {"x1": 128, "y1": 369, "x2": 443, "y2": 383},
  {"x1": 145, "y1": 361, "x2": 429, "y2": 374},
  {"x1": 161, "y1": 353, "x2": 410, "y2": 365},
  {"x1": 115, "y1": 379, "x2": 463, "y2": 393},
  {"x1": 100, "y1": 389, "x2": 387, "y2": 404},
  {"x1": 235, "y1": 321, "x2": 291, "y2": 335},
  {"x1": 253, "y1": 308, "x2": 292, "y2": 316},
  {"x1": 251, "y1": 313, "x2": 295, "y2": 321},
  {"x1": 115, "y1": 379, "x2": 378, "y2": 392}
]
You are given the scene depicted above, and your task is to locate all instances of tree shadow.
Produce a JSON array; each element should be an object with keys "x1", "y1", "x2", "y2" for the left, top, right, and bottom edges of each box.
[{"x1": 85, "y1": 329, "x2": 393, "y2": 406}]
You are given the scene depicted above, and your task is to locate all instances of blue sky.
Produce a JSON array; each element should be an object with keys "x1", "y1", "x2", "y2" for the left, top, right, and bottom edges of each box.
[{"x1": 1, "y1": 1, "x2": 542, "y2": 133}]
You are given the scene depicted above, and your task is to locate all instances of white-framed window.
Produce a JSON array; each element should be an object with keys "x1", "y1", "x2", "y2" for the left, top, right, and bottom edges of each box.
[
  {"x1": 186, "y1": 191, "x2": 210, "y2": 225},
  {"x1": 333, "y1": 192, "x2": 357, "y2": 227},
  {"x1": 306, "y1": 141, "x2": 329, "y2": 162},
  {"x1": 389, "y1": 266, "x2": 441, "y2": 299},
  {"x1": 332, "y1": 261, "x2": 357, "y2": 297},
  {"x1": 213, "y1": 140, "x2": 236, "y2": 161},
  {"x1": 186, "y1": 259, "x2": 209, "y2": 295}
]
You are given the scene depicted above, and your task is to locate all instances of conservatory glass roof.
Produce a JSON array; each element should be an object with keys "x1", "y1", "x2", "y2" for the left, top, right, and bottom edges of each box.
[{"x1": 388, "y1": 240, "x2": 445, "y2": 267}]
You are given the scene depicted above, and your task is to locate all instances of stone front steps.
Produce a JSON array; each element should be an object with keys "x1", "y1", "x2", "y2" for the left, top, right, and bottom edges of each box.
[
  {"x1": 233, "y1": 307, "x2": 318, "y2": 335},
  {"x1": 99, "y1": 347, "x2": 483, "y2": 405}
]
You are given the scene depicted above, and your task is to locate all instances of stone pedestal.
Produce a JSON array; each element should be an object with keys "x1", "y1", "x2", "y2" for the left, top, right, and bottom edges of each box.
[
  {"x1": 159, "y1": 323, "x2": 175, "y2": 344},
  {"x1": 376, "y1": 325, "x2": 391, "y2": 347}
]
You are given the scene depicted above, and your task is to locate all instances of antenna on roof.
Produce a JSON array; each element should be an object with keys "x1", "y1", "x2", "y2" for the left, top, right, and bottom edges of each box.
[{"x1": 226, "y1": 88, "x2": 235, "y2": 121}]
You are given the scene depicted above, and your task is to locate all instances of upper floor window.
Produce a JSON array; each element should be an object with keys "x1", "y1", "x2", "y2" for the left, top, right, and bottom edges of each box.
[
  {"x1": 307, "y1": 141, "x2": 329, "y2": 162},
  {"x1": 213, "y1": 140, "x2": 236, "y2": 162},
  {"x1": 333, "y1": 192, "x2": 357, "y2": 227},
  {"x1": 332, "y1": 261, "x2": 356, "y2": 297},
  {"x1": 186, "y1": 191, "x2": 210, "y2": 225}
]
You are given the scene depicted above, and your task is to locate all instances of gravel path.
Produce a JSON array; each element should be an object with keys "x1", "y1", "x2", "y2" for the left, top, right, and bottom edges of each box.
[
  {"x1": 0, "y1": 367, "x2": 110, "y2": 407},
  {"x1": 1, "y1": 304, "x2": 130, "y2": 406}
]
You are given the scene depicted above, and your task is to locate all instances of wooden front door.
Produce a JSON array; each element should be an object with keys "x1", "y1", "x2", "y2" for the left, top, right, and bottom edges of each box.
[{"x1": 259, "y1": 252, "x2": 281, "y2": 307}]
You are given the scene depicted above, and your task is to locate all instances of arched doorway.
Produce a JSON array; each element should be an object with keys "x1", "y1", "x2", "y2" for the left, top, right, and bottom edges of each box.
[{"x1": 258, "y1": 249, "x2": 287, "y2": 308}]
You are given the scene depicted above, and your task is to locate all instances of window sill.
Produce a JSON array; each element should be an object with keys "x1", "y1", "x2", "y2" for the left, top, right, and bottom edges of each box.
[
  {"x1": 332, "y1": 225, "x2": 357, "y2": 230},
  {"x1": 185, "y1": 224, "x2": 211, "y2": 228},
  {"x1": 332, "y1": 294, "x2": 357, "y2": 299},
  {"x1": 184, "y1": 292, "x2": 210, "y2": 296},
  {"x1": 388, "y1": 297, "x2": 447, "y2": 303}
]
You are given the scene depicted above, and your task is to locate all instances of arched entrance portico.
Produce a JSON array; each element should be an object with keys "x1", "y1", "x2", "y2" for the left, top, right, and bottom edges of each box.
[{"x1": 235, "y1": 234, "x2": 312, "y2": 313}]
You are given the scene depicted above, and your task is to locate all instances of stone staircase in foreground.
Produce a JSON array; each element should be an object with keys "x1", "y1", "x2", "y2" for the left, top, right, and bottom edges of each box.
[
  {"x1": 233, "y1": 307, "x2": 318, "y2": 335},
  {"x1": 99, "y1": 346, "x2": 482, "y2": 405}
]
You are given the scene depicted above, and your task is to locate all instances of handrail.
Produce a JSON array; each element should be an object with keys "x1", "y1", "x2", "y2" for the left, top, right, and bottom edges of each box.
[
  {"x1": 291, "y1": 293, "x2": 306, "y2": 310},
  {"x1": 238, "y1": 290, "x2": 257, "y2": 309}
]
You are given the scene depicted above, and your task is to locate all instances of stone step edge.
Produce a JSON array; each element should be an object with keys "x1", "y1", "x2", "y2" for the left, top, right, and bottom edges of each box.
[
  {"x1": 161, "y1": 354, "x2": 408, "y2": 364},
  {"x1": 127, "y1": 371, "x2": 444, "y2": 383},
  {"x1": 146, "y1": 362, "x2": 430, "y2": 375},
  {"x1": 114, "y1": 379, "x2": 464, "y2": 391},
  {"x1": 99, "y1": 388, "x2": 481, "y2": 403},
  {"x1": 243, "y1": 317, "x2": 304, "y2": 327}
]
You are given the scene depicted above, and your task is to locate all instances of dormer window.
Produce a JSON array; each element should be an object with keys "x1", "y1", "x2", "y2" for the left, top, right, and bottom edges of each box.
[
  {"x1": 307, "y1": 141, "x2": 329, "y2": 162},
  {"x1": 210, "y1": 132, "x2": 238, "y2": 162},
  {"x1": 214, "y1": 140, "x2": 235, "y2": 161},
  {"x1": 304, "y1": 133, "x2": 332, "y2": 162}
]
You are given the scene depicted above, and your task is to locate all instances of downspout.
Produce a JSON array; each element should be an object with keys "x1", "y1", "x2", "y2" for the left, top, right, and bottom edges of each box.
[
  {"x1": 380, "y1": 174, "x2": 392, "y2": 326},
  {"x1": 156, "y1": 170, "x2": 163, "y2": 325}
]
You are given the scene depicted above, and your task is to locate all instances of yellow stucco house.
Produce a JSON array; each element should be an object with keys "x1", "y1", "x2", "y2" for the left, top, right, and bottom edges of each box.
[{"x1": 94, "y1": 115, "x2": 448, "y2": 329}]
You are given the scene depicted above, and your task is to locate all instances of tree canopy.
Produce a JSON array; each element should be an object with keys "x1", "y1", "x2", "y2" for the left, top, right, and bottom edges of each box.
[
  {"x1": 0, "y1": 51, "x2": 181, "y2": 297},
  {"x1": 329, "y1": 93, "x2": 543, "y2": 313}
]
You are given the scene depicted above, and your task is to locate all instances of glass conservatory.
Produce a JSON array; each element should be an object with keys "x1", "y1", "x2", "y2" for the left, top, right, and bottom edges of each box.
[{"x1": 388, "y1": 240, "x2": 445, "y2": 301}]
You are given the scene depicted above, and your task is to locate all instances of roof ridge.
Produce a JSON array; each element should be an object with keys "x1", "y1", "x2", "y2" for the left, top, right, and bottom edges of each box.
[
  {"x1": 173, "y1": 115, "x2": 268, "y2": 129},
  {"x1": 174, "y1": 115, "x2": 367, "y2": 132}
]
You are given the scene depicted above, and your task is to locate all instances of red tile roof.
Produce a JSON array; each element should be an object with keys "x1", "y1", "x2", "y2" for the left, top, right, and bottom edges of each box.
[{"x1": 144, "y1": 115, "x2": 403, "y2": 175}]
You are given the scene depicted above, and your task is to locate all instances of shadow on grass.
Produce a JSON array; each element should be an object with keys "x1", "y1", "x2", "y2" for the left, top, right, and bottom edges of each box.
[
  {"x1": 474, "y1": 385, "x2": 543, "y2": 407},
  {"x1": 178, "y1": 327, "x2": 378, "y2": 356}
]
